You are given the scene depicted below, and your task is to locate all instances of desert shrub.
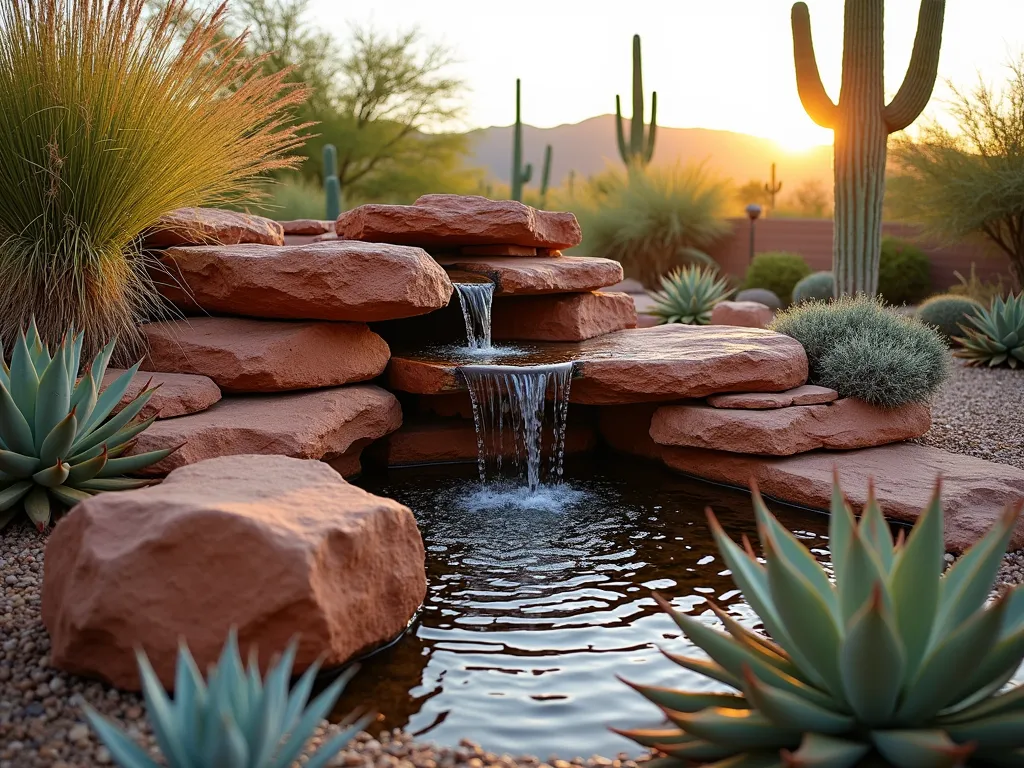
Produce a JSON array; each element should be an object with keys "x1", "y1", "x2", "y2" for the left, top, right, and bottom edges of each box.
[
  {"x1": 771, "y1": 296, "x2": 950, "y2": 407},
  {"x1": 0, "y1": 0, "x2": 307, "y2": 356},
  {"x1": 735, "y1": 288, "x2": 782, "y2": 310},
  {"x1": 741, "y1": 252, "x2": 812, "y2": 305},
  {"x1": 877, "y1": 236, "x2": 932, "y2": 305},
  {"x1": 647, "y1": 265, "x2": 731, "y2": 325},
  {"x1": 230, "y1": 174, "x2": 328, "y2": 221},
  {"x1": 572, "y1": 163, "x2": 731, "y2": 287},
  {"x1": 792, "y1": 270, "x2": 834, "y2": 303},
  {"x1": 916, "y1": 294, "x2": 983, "y2": 341},
  {"x1": 948, "y1": 263, "x2": 1010, "y2": 306}
]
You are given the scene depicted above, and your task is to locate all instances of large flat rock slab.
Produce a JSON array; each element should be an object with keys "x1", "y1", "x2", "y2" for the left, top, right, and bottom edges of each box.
[
  {"x1": 660, "y1": 443, "x2": 1024, "y2": 554},
  {"x1": 435, "y1": 255, "x2": 622, "y2": 296},
  {"x1": 101, "y1": 369, "x2": 221, "y2": 419},
  {"x1": 492, "y1": 292, "x2": 637, "y2": 342},
  {"x1": 387, "y1": 325, "x2": 808, "y2": 405},
  {"x1": 128, "y1": 385, "x2": 402, "y2": 475},
  {"x1": 336, "y1": 194, "x2": 582, "y2": 250},
  {"x1": 157, "y1": 241, "x2": 452, "y2": 322},
  {"x1": 650, "y1": 398, "x2": 931, "y2": 456},
  {"x1": 143, "y1": 208, "x2": 283, "y2": 249},
  {"x1": 42, "y1": 454, "x2": 425, "y2": 689},
  {"x1": 142, "y1": 317, "x2": 389, "y2": 393},
  {"x1": 707, "y1": 385, "x2": 838, "y2": 410}
]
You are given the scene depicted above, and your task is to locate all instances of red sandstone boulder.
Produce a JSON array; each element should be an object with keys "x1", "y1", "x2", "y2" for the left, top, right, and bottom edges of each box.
[
  {"x1": 710, "y1": 300, "x2": 774, "y2": 329},
  {"x1": 101, "y1": 369, "x2": 221, "y2": 419},
  {"x1": 459, "y1": 245, "x2": 538, "y2": 256},
  {"x1": 336, "y1": 194, "x2": 582, "y2": 250},
  {"x1": 157, "y1": 241, "x2": 453, "y2": 322},
  {"x1": 435, "y1": 255, "x2": 623, "y2": 296},
  {"x1": 42, "y1": 454, "x2": 425, "y2": 689},
  {"x1": 127, "y1": 385, "x2": 402, "y2": 475},
  {"x1": 491, "y1": 292, "x2": 637, "y2": 342},
  {"x1": 650, "y1": 398, "x2": 931, "y2": 455},
  {"x1": 706, "y1": 385, "x2": 838, "y2": 409},
  {"x1": 278, "y1": 219, "x2": 334, "y2": 235},
  {"x1": 142, "y1": 318, "x2": 389, "y2": 393},
  {"x1": 142, "y1": 208, "x2": 284, "y2": 249}
]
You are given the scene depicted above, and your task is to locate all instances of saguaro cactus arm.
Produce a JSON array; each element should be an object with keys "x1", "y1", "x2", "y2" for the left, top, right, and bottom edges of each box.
[
  {"x1": 883, "y1": 0, "x2": 946, "y2": 132},
  {"x1": 791, "y1": 2, "x2": 838, "y2": 128},
  {"x1": 645, "y1": 91, "x2": 657, "y2": 165},
  {"x1": 615, "y1": 34, "x2": 657, "y2": 166}
]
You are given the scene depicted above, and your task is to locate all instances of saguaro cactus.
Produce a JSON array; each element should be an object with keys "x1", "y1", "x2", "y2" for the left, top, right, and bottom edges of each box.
[
  {"x1": 539, "y1": 144, "x2": 553, "y2": 208},
  {"x1": 764, "y1": 162, "x2": 783, "y2": 212},
  {"x1": 616, "y1": 34, "x2": 657, "y2": 167},
  {"x1": 792, "y1": 0, "x2": 944, "y2": 297},
  {"x1": 511, "y1": 79, "x2": 532, "y2": 202},
  {"x1": 323, "y1": 143, "x2": 341, "y2": 220}
]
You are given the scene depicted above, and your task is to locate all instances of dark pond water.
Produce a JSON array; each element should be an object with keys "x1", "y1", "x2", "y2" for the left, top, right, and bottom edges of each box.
[{"x1": 333, "y1": 456, "x2": 832, "y2": 758}]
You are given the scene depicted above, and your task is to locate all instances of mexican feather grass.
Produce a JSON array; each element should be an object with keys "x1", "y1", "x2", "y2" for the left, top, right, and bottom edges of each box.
[{"x1": 0, "y1": 0, "x2": 308, "y2": 357}]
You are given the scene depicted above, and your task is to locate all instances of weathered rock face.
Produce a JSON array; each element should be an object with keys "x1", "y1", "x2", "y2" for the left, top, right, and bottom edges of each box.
[
  {"x1": 435, "y1": 255, "x2": 623, "y2": 296},
  {"x1": 157, "y1": 241, "x2": 453, "y2": 322},
  {"x1": 142, "y1": 318, "x2": 390, "y2": 393},
  {"x1": 278, "y1": 219, "x2": 334, "y2": 235},
  {"x1": 706, "y1": 385, "x2": 838, "y2": 410},
  {"x1": 336, "y1": 195, "x2": 582, "y2": 250},
  {"x1": 42, "y1": 454, "x2": 426, "y2": 690},
  {"x1": 659, "y1": 443, "x2": 1024, "y2": 553},
  {"x1": 710, "y1": 301, "x2": 774, "y2": 329},
  {"x1": 142, "y1": 208, "x2": 284, "y2": 249},
  {"x1": 101, "y1": 369, "x2": 221, "y2": 419},
  {"x1": 458, "y1": 245, "x2": 538, "y2": 256},
  {"x1": 650, "y1": 398, "x2": 931, "y2": 455},
  {"x1": 387, "y1": 325, "x2": 809, "y2": 404},
  {"x1": 491, "y1": 292, "x2": 637, "y2": 342},
  {"x1": 127, "y1": 385, "x2": 402, "y2": 475}
]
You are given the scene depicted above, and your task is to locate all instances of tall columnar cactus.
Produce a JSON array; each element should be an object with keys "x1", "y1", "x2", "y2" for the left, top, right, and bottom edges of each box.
[
  {"x1": 538, "y1": 144, "x2": 553, "y2": 208},
  {"x1": 792, "y1": 0, "x2": 945, "y2": 297},
  {"x1": 616, "y1": 34, "x2": 657, "y2": 167},
  {"x1": 511, "y1": 78, "x2": 532, "y2": 202},
  {"x1": 322, "y1": 143, "x2": 341, "y2": 220},
  {"x1": 764, "y1": 162, "x2": 783, "y2": 212}
]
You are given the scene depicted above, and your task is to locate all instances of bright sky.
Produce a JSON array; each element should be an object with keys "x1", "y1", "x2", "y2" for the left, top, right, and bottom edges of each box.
[{"x1": 312, "y1": 0, "x2": 1024, "y2": 151}]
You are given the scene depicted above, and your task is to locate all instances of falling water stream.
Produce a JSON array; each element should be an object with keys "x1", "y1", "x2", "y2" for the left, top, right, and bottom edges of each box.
[{"x1": 454, "y1": 282, "x2": 494, "y2": 350}]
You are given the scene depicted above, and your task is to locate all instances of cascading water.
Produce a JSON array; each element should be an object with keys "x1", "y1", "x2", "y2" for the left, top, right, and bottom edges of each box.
[
  {"x1": 454, "y1": 283, "x2": 494, "y2": 350},
  {"x1": 460, "y1": 362, "x2": 574, "y2": 494}
]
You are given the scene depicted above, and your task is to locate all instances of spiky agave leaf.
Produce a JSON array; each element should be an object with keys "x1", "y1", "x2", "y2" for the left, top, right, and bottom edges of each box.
[
  {"x1": 648, "y1": 265, "x2": 732, "y2": 325},
  {"x1": 954, "y1": 292, "x2": 1024, "y2": 368},
  {"x1": 620, "y1": 478, "x2": 1024, "y2": 766},
  {"x1": 84, "y1": 630, "x2": 374, "y2": 768},
  {"x1": 0, "y1": 324, "x2": 178, "y2": 533}
]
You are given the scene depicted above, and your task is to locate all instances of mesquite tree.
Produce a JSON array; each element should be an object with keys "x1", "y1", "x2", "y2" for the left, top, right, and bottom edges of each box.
[{"x1": 791, "y1": 0, "x2": 945, "y2": 297}]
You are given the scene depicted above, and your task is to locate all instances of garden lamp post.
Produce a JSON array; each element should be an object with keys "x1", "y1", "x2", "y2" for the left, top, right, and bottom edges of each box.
[{"x1": 745, "y1": 203, "x2": 762, "y2": 264}]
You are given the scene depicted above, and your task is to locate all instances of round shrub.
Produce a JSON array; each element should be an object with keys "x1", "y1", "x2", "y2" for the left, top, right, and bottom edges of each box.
[
  {"x1": 770, "y1": 296, "x2": 950, "y2": 408},
  {"x1": 878, "y1": 237, "x2": 932, "y2": 306},
  {"x1": 741, "y1": 252, "x2": 812, "y2": 305},
  {"x1": 735, "y1": 288, "x2": 782, "y2": 310},
  {"x1": 792, "y1": 271, "x2": 834, "y2": 304},
  {"x1": 917, "y1": 294, "x2": 984, "y2": 341}
]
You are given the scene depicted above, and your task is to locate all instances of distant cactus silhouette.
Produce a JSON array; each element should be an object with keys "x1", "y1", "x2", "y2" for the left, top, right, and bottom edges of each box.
[
  {"x1": 323, "y1": 144, "x2": 341, "y2": 220},
  {"x1": 539, "y1": 144, "x2": 553, "y2": 208},
  {"x1": 792, "y1": 0, "x2": 945, "y2": 297},
  {"x1": 615, "y1": 34, "x2": 657, "y2": 167},
  {"x1": 511, "y1": 79, "x2": 532, "y2": 202},
  {"x1": 764, "y1": 162, "x2": 783, "y2": 212}
]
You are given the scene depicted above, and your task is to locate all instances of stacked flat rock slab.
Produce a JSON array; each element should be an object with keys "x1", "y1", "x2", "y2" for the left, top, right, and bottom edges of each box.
[
  {"x1": 101, "y1": 369, "x2": 221, "y2": 420},
  {"x1": 42, "y1": 455, "x2": 426, "y2": 689},
  {"x1": 142, "y1": 208, "x2": 284, "y2": 249},
  {"x1": 491, "y1": 291, "x2": 637, "y2": 342}
]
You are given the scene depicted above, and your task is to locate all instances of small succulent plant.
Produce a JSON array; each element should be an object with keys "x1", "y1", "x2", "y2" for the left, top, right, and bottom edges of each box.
[
  {"x1": 86, "y1": 631, "x2": 372, "y2": 768},
  {"x1": 0, "y1": 321, "x2": 175, "y2": 532},
  {"x1": 618, "y1": 476, "x2": 1024, "y2": 767},
  {"x1": 648, "y1": 265, "x2": 732, "y2": 325},
  {"x1": 954, "y1": 292, "x2": 1024, "y2": 368}
]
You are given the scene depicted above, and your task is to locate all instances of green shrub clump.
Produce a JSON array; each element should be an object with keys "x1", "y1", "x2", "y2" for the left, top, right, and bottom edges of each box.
[
  {"x1": 877, "y1": 236, "x2": 932, "y2": 305},
  {"x1": 916, "y1": 294, "x2": 983, "y2": 341},
  {"x1": 741, "y1": 252, "x2": 812, "y2": 305},
  {"x1": 792, "y1": 270, "x2": 834, "y2": 303},
  {"x1": 771, "y1": 296, "x2": 950, "y2": 407}
]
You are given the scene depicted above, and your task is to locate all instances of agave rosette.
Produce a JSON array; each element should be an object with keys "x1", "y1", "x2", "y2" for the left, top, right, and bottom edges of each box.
[
  {"x1": 0, "y1": 321, "x2": 175, "y2": 531},
  {"x1": 954, "y1": 293, "x2": 1024, "y2": 368},
  {"x1": 648, "y1": 265, "x2": 732, "y2": 325},
  {"x1": 619, "y1": 478, "x2": 1024, "y2": 767},
  {"x1": 85, "y1": 631, "x2": 373, "y2": 768}
]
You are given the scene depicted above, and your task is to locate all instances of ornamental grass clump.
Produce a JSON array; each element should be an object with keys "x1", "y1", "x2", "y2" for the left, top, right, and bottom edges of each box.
[
  {"x1": 0, "y1": 0, "x2": 308, "y2": 356},
  {"x1": 618, "y1": 477, "x2": 1024, "y2": 767},
  {"x1": 771, "y1": 296, "x2": 950, "y2": 408}
]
